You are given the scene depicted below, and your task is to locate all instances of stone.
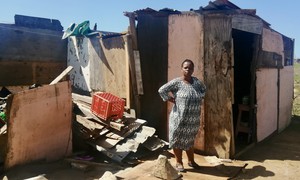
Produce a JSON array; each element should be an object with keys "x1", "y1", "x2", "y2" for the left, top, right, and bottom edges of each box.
[{"x1": 151, "y1": 155, "x2": 182, "y2": 180}]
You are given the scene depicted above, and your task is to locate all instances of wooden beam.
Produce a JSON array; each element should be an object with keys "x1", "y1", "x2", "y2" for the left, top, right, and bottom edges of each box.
[
  {"x1": 134, "y1": 50, "x2": 144, "y2": 95},
  {"x1": 128, "y1": 13, "x2": 138, "y2": 50},
  {"x1": 72, "y1": 93, "x2": 92, "y2": 105},
  {"x1": 50, "y1": 66, "x2": 73, "y2": 85},
  {"x1": 124, "y1": 35, "x2": 140, "y2": 116},
  {"x1": 76, "y1": 115, "x2": 104, "y2": 131}
]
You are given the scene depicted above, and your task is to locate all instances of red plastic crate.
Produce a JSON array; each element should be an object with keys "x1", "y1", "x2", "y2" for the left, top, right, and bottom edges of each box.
[{"x1": 91, "y1": 92, "x2": 125, "y2": 120}]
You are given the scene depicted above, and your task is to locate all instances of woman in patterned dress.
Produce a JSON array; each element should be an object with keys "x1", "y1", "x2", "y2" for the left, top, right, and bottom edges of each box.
[{"x1": 158, "y1": 59, "x2": 206, "y2": 172}]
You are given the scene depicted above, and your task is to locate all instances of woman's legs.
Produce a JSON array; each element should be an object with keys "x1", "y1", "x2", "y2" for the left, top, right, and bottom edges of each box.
[
  {"x1": 186, "y1": 147, "x2": 194, "y2": 164},
  {"x1": 173, "y1": 148, "x2": 184, "y2": 171},
  {"x1": 186, "y1": 147, "x2": 200, "y2": 168},
  {"x1": 174, "y1": 147, "x2": 195, "y2": 164},
  {"x1": 173, "y1": 148, "x2": 183, "y2": 164}
]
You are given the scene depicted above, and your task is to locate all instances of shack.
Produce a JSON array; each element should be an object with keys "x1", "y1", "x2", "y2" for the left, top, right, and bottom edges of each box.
[{"x1": 124, "y1": 0, "x2": 295, "y2": 158}]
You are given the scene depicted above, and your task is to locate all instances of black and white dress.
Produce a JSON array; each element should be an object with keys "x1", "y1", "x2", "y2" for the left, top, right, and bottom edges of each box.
[{"x1": 158, "y1": 77, "x2": 206, "y2": 150}]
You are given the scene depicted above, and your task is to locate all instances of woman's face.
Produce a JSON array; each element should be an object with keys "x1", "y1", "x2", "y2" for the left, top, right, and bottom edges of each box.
[{"x1": 181, "y1": 61, "x2": 194, "y2": 77}]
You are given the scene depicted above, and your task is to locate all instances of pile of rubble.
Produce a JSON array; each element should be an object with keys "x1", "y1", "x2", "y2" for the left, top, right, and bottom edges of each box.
[
  {"x1": 72, "y1": 93, "x2": 168, "y2": 165},
  {"x1": 0, "y1": 84, "x2": 168, "y2": 167}
]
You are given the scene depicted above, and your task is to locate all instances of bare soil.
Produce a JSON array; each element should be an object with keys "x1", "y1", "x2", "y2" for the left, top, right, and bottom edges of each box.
[
  {"x1": 233, "y1": 115, "x2": 300, "y2": 180},
  {"x1": 1, "y1": 116, "x2": 300, "y2": 180}
]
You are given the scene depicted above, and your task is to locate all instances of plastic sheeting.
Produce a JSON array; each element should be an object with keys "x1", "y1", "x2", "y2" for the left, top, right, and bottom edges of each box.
[{"x1": 62, "y1": 20, "x2": 98, "y2": 39}]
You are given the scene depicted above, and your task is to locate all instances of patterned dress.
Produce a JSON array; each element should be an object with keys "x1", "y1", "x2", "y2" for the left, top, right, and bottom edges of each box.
[{"x1": 158, "y1": 77, "x2": 206, "y2": 150}]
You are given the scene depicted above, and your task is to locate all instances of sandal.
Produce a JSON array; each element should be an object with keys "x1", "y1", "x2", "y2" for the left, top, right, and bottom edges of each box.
[
  {"x1": 175, "y1": 163, "x2": 185, "y2": 172},
  {"x1": 188, "y1": 161, "x2": 201, "y2": 169}
]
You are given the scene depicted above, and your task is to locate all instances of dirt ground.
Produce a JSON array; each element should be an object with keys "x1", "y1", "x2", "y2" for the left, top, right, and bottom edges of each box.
[
  {"x1": 0, "y1": 116, "x2": 299, "y2": 180},
  {"x1": 233, "y1": 115, "x2": 300, "y2": 180}
]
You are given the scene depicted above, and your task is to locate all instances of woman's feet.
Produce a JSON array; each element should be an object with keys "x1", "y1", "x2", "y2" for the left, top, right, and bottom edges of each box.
[
  {"x1": 175, "y1": 163, "x2": 185, "y2": 172},
  {"x1": 188, "y1": 161, "x2": 201, "y2": 169},
  {"x1": 175, "y1": 161, "x2": 201, "y2": 172}
]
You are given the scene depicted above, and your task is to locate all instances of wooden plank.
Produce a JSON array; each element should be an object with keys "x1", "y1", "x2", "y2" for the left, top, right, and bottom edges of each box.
[
  {"x1": 125, "y1": 13, "x2": 144, "y2": 116},
  {"x1": 73, "y1": 101, "x2": 109, "y2": 126},
  {"x1": 204, "y1": 14, "x2": 233, "y2": 159},
  {"x1": 74, "y1": 101, "x2": 127, "y2": 131},
  {"x1": 128, "y1": 13, "x2": 138, "y2": 50},
  {"x1": 76, "y1": 115, "x2": 104, "y2": 131},
  {"x1": 125, "y1": 35, "x2": 139, "y2": 111},
  {"x1": 128, "y1": 14, "x2": 144, "y2": 95},
  {"x1": 5, "y1": 81, "x2": 72, "y2": 169},
  {"x1": 133, "y1": 50, "x2": 144, "y2": 95},
  {"x1": 232, "y1": 14, "x2": 263, "y2": 35},
  {"x1": 109, "y1": 121, "x2": 125, "y2": 131},
  {"x1": 72, "y1": 93, "x2": 92, "y2": 105},
  {"x1": 50, "y1": 66, "x2": 73, "y2": 85},
  {"x1": 230, "y1": 38, "x2": 235, "y2": 157}
]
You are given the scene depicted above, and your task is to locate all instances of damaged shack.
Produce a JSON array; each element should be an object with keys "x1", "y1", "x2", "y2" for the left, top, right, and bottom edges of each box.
[
  {"x1": 124, "y1": 0, "x2": 295, "y2": 158},
  {"x1": 0, "y1": 15, "x2": 72, "y2": 169},
  {"x1": 66, "y1": 21, "x2": 167, "y2": 164},
  {"x1": 0, "y1": 14, "x2": 167, "y2": 170}
]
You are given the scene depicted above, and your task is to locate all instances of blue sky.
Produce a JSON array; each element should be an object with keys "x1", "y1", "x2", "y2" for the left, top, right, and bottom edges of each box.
[{"x1": 0, "y1": 0, "x2": 299, "y2": 58}]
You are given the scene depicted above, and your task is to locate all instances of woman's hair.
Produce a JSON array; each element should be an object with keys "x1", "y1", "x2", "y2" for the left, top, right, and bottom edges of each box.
[{"x1": 181, "y1": 59, "x2": 194, "y2": 67}]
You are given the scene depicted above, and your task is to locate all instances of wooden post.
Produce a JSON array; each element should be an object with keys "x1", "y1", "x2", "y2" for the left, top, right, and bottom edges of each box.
[
  {"x1": 124, "y1": 12, "x2": 143, "y2": 117},
  {"x1": 128, "y1": 13, "x2": 138, "y2": 50},
  {"x1": 124, "y1": 35, "x2": 140, "y2": 116}
]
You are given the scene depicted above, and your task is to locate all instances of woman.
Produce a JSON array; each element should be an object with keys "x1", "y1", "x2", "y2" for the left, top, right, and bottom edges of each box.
[{"x1": 158, "y1": 59, "x2": 206, "y2": 172}]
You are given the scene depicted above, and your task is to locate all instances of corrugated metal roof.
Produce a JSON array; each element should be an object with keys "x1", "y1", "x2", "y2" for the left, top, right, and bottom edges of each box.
[
  {"x1": 201, "y1": 0, "x2": 241, "y2": 11},
  {"x1": 124, "y1": 0, "x2": 271, "y2": 28},
  {"x1": 198, "y1": 0, "x2": 270, "y2": 27}
]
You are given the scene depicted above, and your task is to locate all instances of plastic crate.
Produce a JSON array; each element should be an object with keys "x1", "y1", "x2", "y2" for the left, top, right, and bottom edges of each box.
[{"x1": 91, "y1": 92, "x2": 125, "y2": 120}]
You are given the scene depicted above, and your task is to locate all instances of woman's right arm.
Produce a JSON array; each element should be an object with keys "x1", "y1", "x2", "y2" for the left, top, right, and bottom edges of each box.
[{"x1": 158, "y1": 79, "x2": 177, "y2": 102}]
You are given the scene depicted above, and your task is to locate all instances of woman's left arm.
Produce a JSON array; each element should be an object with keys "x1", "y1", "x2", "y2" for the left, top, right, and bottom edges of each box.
[{"x1": 195, "y1": 78, "x2": 206, "y2": 97}]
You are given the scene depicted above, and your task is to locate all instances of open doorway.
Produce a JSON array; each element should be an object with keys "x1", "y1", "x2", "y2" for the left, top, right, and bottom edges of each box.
[{"x1": 232, "y1": 29, "x2": 256, "y2": 154}]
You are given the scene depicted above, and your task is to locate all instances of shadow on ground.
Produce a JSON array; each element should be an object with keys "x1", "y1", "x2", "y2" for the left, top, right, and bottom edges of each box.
[{"x1": 233, "y1": 115, "x2": 300, "y2": 179}]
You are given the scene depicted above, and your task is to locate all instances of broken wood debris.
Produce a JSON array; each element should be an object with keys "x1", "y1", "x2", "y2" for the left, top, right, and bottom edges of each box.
[
  {"x1": 72, "y1": 93, "x2": 168, "y2": 164},
  {"x1": 49, "y1": 66, "x2": 73, "y2": 85}
]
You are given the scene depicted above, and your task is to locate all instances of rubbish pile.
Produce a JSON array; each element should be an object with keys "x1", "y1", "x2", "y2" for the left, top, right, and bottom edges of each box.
[
  {"x1": 0, "y1": 84, "x2": 168, "y2": 167},
  {"x1": 72, "y1": 92, "x2": 168, "y2": 165}
]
